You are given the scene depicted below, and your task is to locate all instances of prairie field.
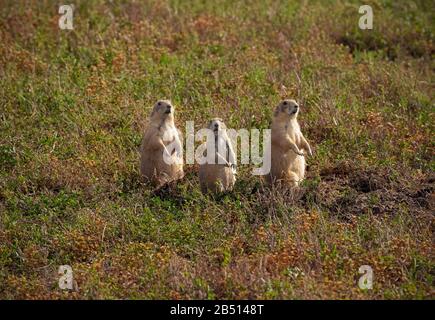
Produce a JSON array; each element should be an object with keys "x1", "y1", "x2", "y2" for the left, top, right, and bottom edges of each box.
[{"x1": 0, "y1": 0, "x2": 434, "y2": 299}]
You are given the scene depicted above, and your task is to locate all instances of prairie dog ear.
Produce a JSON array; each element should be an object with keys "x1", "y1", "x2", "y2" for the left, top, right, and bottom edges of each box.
[
  {"x1": 150, "y1": 105, "x2": 157, "y2": 117},
  {"x1": 150, "y1": 100, "x2": 166, "y2": 117},
  {"x1": 273, "y1": 104, "x2": 282, "y2": 117}
]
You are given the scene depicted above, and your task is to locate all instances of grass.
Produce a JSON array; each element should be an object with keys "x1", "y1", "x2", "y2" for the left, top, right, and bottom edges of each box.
[{"x1": 0, "y1": 0, "x2": 433, "y2": 299}]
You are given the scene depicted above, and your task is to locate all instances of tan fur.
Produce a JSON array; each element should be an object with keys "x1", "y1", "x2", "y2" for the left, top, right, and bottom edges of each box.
[
  {"x1": 140, "y1": 100, "x2": 184, "y2": 187},
  {"x1": 199, "y1": 118, "x2": 236, "y2": 194},
  {"x1": 269, "y1": 99, "x2": 312, "y2": 187}
]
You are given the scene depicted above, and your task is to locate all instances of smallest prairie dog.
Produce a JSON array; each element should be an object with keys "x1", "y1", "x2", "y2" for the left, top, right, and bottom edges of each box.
[
  {"x1": 199, "y1": 118, "x2": 236, "y2": 194},
  {"x1": 269, "y1": 99, "x2": 312, "y2": 187},
  {"x1": 140, "y1": 100, "x2": 184, "y2": 187}
]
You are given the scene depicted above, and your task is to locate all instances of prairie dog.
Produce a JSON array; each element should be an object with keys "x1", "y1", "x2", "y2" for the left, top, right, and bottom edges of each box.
[
  {"x1": 140, "y1": 100, "x2": 184, "y2": 187},
  {"x1": 199, "y1": 118, "x2": 236, "y2": 194},
  {"x1": 269, "y1": 99, "x2": 312, "y2": 186}
]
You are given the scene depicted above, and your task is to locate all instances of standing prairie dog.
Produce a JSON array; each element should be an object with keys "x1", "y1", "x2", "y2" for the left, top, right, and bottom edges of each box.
[
  {"x1": 269, "y1": 99, "x2": 312, "y2": 187},
  {"x1": 199, "y1": 118, "x2": 236, "y2": 194},
  {"x1": 140, "y1": 100, "x2": 184, "y2": 187}
]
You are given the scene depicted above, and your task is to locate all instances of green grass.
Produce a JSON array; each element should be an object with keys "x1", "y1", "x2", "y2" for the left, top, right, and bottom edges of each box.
[{"x1": 0, "y1": 0, "x2": 433, "y2": 299}]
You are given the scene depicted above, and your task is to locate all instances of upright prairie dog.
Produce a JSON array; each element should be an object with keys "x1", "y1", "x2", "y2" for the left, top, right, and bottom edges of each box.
[
  {"x1": 269, "y1": 99, "x2": 312, "y2": 187},
  {"x1": 140, "y1": 100, "x2": 184, "y2": 187},
  {"x1": 199, "y1": 118, "x2": 236, "y2": 194}
]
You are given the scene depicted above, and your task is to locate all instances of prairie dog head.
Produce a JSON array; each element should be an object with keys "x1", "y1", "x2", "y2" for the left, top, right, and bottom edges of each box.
[
  {"x1": 150, "y1": 99, "x2": 175, "y2": 123},
  {"x1": 273, "y1": 99, "x2": 300, "y2": 121},
  {"x1": 208, "y1": 118, "x2": 227, "y2": 135}
]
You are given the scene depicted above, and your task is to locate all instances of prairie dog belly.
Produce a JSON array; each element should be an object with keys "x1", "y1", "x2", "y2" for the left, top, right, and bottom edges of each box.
[
  {"x1": 288, "y1": 152, "x2": 305, "y2": 180},
  {"x1": 161, "y1": 125, "x2": 178, "y2": 143},
  {"x1": 199, "y1": 164, "x2": 235, "y2": 193},
  {"x1": 270, "y1": 146, "x2": 305, "y2": 183}
]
